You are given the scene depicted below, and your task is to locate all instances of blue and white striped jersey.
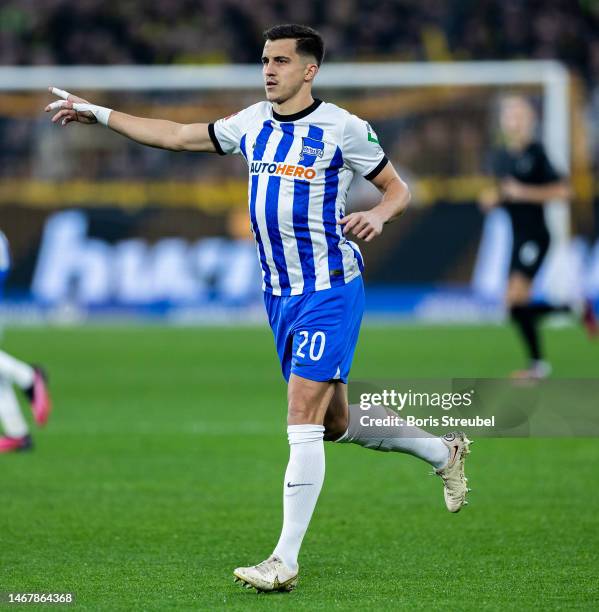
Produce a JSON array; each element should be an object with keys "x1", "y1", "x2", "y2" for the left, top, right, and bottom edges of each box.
[{"x1": 209, "y1": 99, "x2": 388, "y2": 296}]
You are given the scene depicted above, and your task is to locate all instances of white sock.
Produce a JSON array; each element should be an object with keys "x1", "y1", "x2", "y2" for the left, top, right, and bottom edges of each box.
[
  {"x1": 272, "y1": 424, "x2": 325, "y2": 572},
  {"x1": 0, "y1": 350, "x2": 34, "y2": 389},
  {"x1": 0, "y1": 377, "x2": 29, "y2": 438},
  {"x1": 338, "y1": 404, "x2": 449, "y2": 470}
]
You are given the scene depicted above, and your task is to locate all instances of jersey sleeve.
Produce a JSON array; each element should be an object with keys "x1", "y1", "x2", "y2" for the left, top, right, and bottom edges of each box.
[
  {"x1": 532, "y1": 143, "x2": 563, "y2": 183},
  {"x1": 342, "y1": 114, "x2": 388, "y2": 180},
  {"x1": 209, "y1": 105, "x2": 258, "y2": 156}
]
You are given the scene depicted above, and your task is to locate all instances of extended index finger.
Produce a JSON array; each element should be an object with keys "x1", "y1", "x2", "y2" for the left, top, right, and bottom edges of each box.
[{"x1": 49, "y1": 86, "x2": 71, "y2": 100}]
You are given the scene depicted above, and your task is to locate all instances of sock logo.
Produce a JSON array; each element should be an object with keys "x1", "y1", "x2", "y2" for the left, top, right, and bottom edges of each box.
[{"x1": 286, "y1": 481, "x2": 313, "y2": 488}]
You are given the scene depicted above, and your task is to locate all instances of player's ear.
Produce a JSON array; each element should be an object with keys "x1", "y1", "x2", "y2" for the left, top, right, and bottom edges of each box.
[{"x1": 304, "y1": 62, "x2": 318, "y2": 82}]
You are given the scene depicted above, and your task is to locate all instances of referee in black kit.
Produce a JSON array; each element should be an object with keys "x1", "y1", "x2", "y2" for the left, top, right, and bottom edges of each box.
[{"x1": 479, "y1": 94, "x2": 596, "y2": 379}]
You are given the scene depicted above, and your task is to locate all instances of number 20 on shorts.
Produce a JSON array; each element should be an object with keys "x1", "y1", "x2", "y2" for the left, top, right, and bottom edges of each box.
[{"x1": 295, "y1": 331, "x2": 326, "y2": 361}]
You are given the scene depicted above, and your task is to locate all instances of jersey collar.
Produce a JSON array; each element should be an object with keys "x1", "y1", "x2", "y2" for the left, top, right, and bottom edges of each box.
[{"x1": 272, "y1": 98, "x2": 322, "y2": 122}]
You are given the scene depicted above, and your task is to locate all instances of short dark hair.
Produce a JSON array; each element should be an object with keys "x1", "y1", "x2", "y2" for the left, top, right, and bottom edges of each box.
[{"x1": 263, "y1": 24, "x2": 325, "y2": 66}]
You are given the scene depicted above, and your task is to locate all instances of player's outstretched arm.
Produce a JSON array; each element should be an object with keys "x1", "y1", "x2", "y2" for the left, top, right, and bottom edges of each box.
[
  {"x1": 44, "y1": 87, "x2": 217, "y2": 153},
  {"x1": 340, "y1": 162, "x2": 410, "y2": 242},
  {"x1": 500, "y1": 178, "x2": 570, "y2": 204}
]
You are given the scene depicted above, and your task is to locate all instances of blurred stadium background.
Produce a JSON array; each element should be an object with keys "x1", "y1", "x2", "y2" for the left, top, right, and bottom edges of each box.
[{"x1": 1, "y1": 0, "x2": 598, "y2": 323}]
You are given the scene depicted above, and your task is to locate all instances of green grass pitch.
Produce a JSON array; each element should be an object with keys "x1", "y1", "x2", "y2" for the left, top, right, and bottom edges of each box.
[{"x1": 1, "y1": 324, "x2": 598, "y2": 610}]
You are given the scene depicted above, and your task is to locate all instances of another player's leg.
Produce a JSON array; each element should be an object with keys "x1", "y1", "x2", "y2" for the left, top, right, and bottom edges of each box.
[
  {"x1": 234, "y1": 374, "x2": 333, "y2": 592},
  {"x1": 582, "y1": 299, "x2": 598, "y2": 337},
  {"x1": 0, "y1": 375, "x2": 33, "y2": 452},
  {"x1": 507, "y1": 273, "x2": 584, "y2": 378},
  {"x1": 508, "y1": 273, "x2": 549, "y2": 378},
  {"x1": 510, "y1": 294, "x2": 594, "y2": 377},
  {"x1": 325, "y1": 384, "x2": 471, "y2": 512},
  {"x1": 0, "y1": 350, "x2": 51, "y2": 425}
]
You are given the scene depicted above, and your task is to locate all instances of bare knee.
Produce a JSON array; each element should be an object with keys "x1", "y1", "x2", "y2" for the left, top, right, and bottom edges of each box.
[
  {"x1": 506, "y1": 274, "x2": 532, "y2": 307},
  {"x1": 287, "y1": 398, "x2": 320, "y2": 424},
  {"x1": 287, "y1": 376, "x2": 335, "y2": 426}
]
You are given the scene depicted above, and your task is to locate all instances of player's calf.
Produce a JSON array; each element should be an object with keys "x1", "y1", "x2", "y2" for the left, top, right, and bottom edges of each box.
[{"x1": 335, "y1": 403, "x2": 472, "y2": 511}]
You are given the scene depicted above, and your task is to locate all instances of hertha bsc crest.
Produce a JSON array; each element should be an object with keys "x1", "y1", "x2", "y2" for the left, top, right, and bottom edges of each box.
[{"x1": 299, "y1": 137, "x2": 325, "y2": 165}]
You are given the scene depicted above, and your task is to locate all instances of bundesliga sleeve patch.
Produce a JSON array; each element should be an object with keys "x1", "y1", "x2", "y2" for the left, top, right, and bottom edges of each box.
[{"x1": 366, "y1": 123, "x2": 379, "y2": 144}]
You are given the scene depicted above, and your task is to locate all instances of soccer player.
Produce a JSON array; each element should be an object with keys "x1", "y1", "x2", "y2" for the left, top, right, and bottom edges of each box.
[
  {"x1": 0, "y1": 231, "x2": 52, "y2": 452},
  {"x1": 45, "y1": 24, "x2": 471, "y2": 592},
  {"x1": 479, "y1": 94, "x2": 597, "y2": 379}
]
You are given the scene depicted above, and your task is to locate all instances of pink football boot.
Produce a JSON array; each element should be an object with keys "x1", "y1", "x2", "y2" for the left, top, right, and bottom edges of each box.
[
  {"x1": 26, "y1": 367, "x2": 52, "y2": 427},
  {"x1": 0, "y1": 434, "x2": 33, "y2": 453}
]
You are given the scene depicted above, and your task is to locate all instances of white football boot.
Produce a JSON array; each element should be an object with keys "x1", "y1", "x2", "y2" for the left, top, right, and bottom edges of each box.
[
  {"x1": 511, "y1": 360, "x2": 552, "y2": 380},
  {"x1": 233, "y1": 555, "x2": 298, "y2": 593},
  {"x1": 435, "y1": 431, "x2": 472, "y2": 513}
]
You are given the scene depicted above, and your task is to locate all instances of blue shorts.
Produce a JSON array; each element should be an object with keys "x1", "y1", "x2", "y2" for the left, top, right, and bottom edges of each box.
[{"x1": 264, "y1": 275, "x2": 365, "y2": 384}]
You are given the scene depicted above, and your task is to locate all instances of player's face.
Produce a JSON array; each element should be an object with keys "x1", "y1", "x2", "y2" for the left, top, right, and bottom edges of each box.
[
  {"x1": 262, "y1": 39, "x2": 316, "y2": 104},
  {"x1": 499, "y1": 97, "x2": 535, "y2": 142}
]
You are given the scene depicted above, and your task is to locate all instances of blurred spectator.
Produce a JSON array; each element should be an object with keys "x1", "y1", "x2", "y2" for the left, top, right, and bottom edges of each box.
[{"x1": 0, "y1": 0, "x2": 597, "y2": 75}]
